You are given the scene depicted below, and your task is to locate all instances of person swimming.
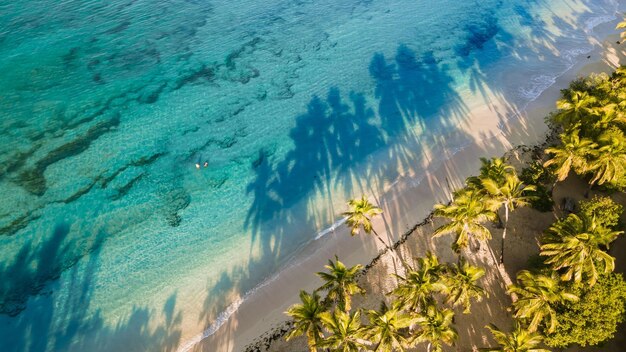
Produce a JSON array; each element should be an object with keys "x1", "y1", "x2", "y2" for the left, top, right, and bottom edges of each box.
[{"x1": 195, "y1": 154, "x2": 209, "y2": 169}]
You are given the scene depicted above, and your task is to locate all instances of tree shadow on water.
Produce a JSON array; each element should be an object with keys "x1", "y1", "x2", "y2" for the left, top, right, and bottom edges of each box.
[
  {"x1": 238, "y1": 42, "x2": 474, "y2": 282},
  {"x1": 0, "y1": 225, "x2": 184, "y2": 352}
]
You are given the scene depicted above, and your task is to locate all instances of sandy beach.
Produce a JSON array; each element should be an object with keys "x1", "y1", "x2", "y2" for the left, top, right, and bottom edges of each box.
[{"x1": 190, "y1": 16, "x2": 626, "y2": 352}]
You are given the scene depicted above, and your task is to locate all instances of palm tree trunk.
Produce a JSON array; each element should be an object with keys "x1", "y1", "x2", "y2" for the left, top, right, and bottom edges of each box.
[
  {"x1": 474, "y1": 228, "x2": 516, "y2": 301},
  {"x1": 584, "y1": 182, "x2": 593, "y2": 198},
  {"x1": 371, "y1": 228, "x2": 390, "y2": 250},
  {"x1": 373, "y1": 341, "x2": 381, "y2": 351},
  {"x1": 307, "y1": 335, "x2": 318, "y2": 352},
  {"x1": 372, "y1": 228, "x2": 407, "y2": 271},
  {"x1": 500, "y1": 203, "x2": 508, "y2": 264}
]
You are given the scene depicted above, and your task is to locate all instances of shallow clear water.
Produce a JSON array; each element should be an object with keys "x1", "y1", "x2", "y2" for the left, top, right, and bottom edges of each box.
[{"x1": 0, "y1": 0, "x2": 620, "y2": 350}]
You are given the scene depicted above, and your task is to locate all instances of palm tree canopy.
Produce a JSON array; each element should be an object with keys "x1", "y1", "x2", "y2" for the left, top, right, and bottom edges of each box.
[
  {"x1": 343, "y1": 196, "x2": 382, "y2": 236},
  {"x1": 414, "y1": 305, "x2": 458, "y2": 352},
  {"x1": 481, "y1": 323, "x2": 549, "y2": 352},
  {"x1": 392, "y1": 252, "x2": 447, "y2": 312},
  {"x1": 590, "y1": 103, "x2": 626, "y2": 131},
  {"x1": 481, "y1": 173, "x2": 536, "y2": 212},
  {"x1": 433, "y1": 188, "x2": 496, "y2": 251},
  {"x1": 541, "y1": 213, "x2": 622, "y2": 286},
  {"x1": 554, "y1": 90, "x2": 598, "y2": 129},
  {"x1": 285, "y1": 290, "x2": 326, "y2": 349},
  {"x1": 507, "y1": 270, "x2": 579, "y2": 333},
  {"x1": 364, "y1": 302, "x2": 416, "y2": 352},
  {"x1": 467, "y1": 157, "x2": 515, "y2": 189},
  {"x1": 318, "y1": 309, "x2": 367, "y2": 352},
  {"x1": 316, "y1": 257, "x2": 365, "y2": 312},
  {"x1": 441, "y1": 257, "x2": 487, "y2": 314},
  {"x1": 617, "y1": 18, "x2": 626, "y2": 39},
  {"x1": 588, "y1": 127, "x2": 626, "y2": 186},
  {"x1": 544, "y1": 128, "x2": 597, "y2": 182}
]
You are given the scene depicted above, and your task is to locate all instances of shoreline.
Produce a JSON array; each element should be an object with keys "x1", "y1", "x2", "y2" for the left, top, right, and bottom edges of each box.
[{"x1": 188, "y1": 15, "x2": 626, "y2": 352}]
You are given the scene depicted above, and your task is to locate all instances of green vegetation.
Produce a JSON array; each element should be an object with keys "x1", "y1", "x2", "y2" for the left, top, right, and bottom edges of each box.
[
  {"x1": 285, "y1": 290, "x2": 325, "y2": 350},
  {"x1": 434, "y1": 156, "x2": 534, "y2": 261},
  {"x1": 544, "y1": 273, "x2": 626, "y2": 348},
  {"x1": 618, "y1": 19, "x2": 626, "y2": 40},
  {"x1": 392, "y1": 252, "x2": 446, "y2": 312},
  {"x1": 317, "y1": 309, "x2": 367, "y2": 351},
  {"x1": 286, "y1": 250, "x2": 485, "y2": 351},
  {"x1": 482, "y1": 323, "x2": 549, "y2": 352},
  {"x1": 507, "y1": 270, "x2": 579, "y2": 333},
  {"x1": 433, "y1": 188, "x2": 497, "y2": 252},
  {"x1": 441, "y1": 257, "x2": 486, "y2": 314},
  {"x1": 540, "y1": 213, "x2": 622, "y2": 286},
  {"x1": 413, "y1": 305, "x2": 458, "y2": 352},
  {"x1": 545, "y1": 65, "x2": 626, "y2": 189},
  {"x1": 363, "y1": 302, "x2": 416, "y2": 352},
  {"x1": 519, "y1": 161, "x2": 554, "y2": 212},
  {"x1": 481, "y1": 172, "x2": 535, "y2": 263},
  {"x1": 343, "y1": 196, "x2": 405, "y2": 268},
  {"x1": 286, "y1": 25, "x2": 626, "y2": 351},
  {"x1": 579, "y1": 195, "x2": 623, "y2": 228},
  {"x1": 343, "y1": 196, "x2": 384, "y2": 242},
  {"x1": 316, "y1": 257, "x2": 365, "y2": 312}
]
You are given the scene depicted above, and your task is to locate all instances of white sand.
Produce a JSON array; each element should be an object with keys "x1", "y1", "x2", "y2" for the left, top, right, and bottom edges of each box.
[{"x1": 188, "y1": 18, "x2": 626, "y2": 352}]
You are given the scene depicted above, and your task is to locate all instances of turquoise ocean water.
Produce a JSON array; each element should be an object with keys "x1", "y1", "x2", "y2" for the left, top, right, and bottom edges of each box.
[{"x1": 0, "y1": 0, "x2": 621, "y2": 350}]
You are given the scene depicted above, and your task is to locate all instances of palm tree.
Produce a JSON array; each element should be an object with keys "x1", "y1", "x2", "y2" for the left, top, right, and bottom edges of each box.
[
  {"x1": 433, "y1": 188, "x2": 497, "y2": 252},
  {"x1": 481, "y1": 323, "x2": 549, "y2": 352},
  {"x1": 363, "y1": 302, "x2": 416, "y2": 352},
  {"x1": 544, "y1": 128, "x2": 597, "y2": 182},
  {"x1": 507, "y1": 270, "x2": 579, "y2": 333},
  {"x1": 285, "y1": 290, "x2": 326, "y2": 351},
  {"x1": 589, "y1": 103, "x2": 626, "y2": 131},
  {"x1": 414, "y1": 305, "x2": 458, "y2": 352},
  {"x1": 467, "y1": 157, "x2": 514, "y2": 189},
  {"x1": 554, "y1": 90, "x2": 598, "y2": 128},
  {"x1": 481, "y1": 173, "x2": 536, "y2": 263},
  {"x1": 344, "y1": 196, "x2": 404, "y2": 267},
  {"x1": 316, "y1": 257, "x2": 365, "y2": 312},
  {"x1": 318, "y1": 309, "x2": 367, "y2": 352},
  {"x1": 540, "y1": 213, "x2": 622, "y2": 286},
  {"x1": 617, "y1": 18, "x2": 626, "y2": 40},
  {"x1": 588, "y1": 127, "x2": 626, "y2": 186},
  {"x1": 392, "y1": 252, "x2": 446, "y2": 312},
  {"x1": 344, "y1": 196, "x2": 385, "y2": 243},
  {"x1": 441, "y1": 257, "x2": 487, "y2": 314}
]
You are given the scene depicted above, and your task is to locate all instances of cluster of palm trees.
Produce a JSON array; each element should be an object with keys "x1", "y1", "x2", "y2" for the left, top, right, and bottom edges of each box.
[
  {"x1": 285, "y1": 251, "x2": 486, "y2": 351},
  {"x1": 544, "y1": 63, "x2": 626, "y2": 189},
  {"x1": 287, "y1": 193, "x2": 552, "y2": 351},
  {"x1": 286, "y1": 188, "x2": 556, "y2": 351},
  {"x1": 505, "y1": 195, "x2": 624, "y2": 341},
  {"x1": 433, "y1": 157, "x2": 535, "y2": 263},
  {"x1": 427, "y1": 153, "x2": 626, "y2": 347}
]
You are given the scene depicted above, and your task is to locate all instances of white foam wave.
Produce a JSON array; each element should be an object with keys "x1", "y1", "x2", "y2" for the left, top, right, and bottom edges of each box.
[
  {"x1": 314, "y1": 217, "x2": 347, "y2": 240},
  {"x1": 562, "y1": 46, "x2": 594, "y2": 64},
  {"x1": 515, "y1": 8, "x2": 618, "y2": 105},
  {"x1": 584, "y1": 14, "x2": 616, "y2": 33},
  {"x1": 517, "y1": 74, "x2": 556, "y2": 101},
  {"x1": 176, "y1": 269, "x2": 284, "y2": 352},
  {"x1": 176, "y1": 216, "x2": 346, "y2": 352}
]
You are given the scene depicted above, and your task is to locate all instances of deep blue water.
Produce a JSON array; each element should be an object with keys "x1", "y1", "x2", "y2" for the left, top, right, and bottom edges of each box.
[{"x1": 0, "y1": 0, "x2": 621, "y2": 350}]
